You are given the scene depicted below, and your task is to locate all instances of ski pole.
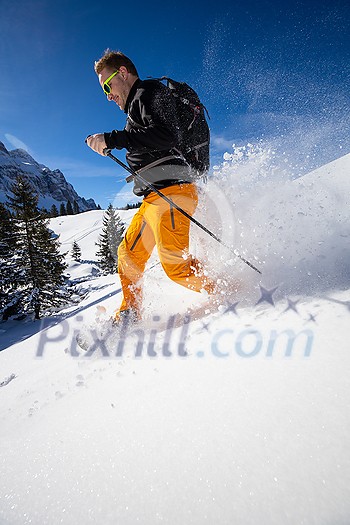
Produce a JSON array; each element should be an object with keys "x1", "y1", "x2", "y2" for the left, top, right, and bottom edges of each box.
[{"x1": 104, "y1": 149, "x2": 262, "y2": 275}]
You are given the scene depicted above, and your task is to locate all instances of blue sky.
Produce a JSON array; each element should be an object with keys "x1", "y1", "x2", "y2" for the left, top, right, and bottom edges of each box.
[{"x1": 0, "y1": 0, "x2": 349, "y2": 208}]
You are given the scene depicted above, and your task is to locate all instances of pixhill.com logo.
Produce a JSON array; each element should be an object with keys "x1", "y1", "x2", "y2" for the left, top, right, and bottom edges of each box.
[{"x1": 36, "y1": 285, "x2": 317, "y2": 359}]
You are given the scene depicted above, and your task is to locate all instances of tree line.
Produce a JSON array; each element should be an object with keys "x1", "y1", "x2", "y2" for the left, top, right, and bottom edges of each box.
[
  {"x1": 0, "y1": 176, "x2": 68, "y2": 320},
  {"x1": 41, "y1": 200, "x2": 101, "y2": 218},
  {"x1": 0, "y1": 176, "x2": 125, "y2": 322}
]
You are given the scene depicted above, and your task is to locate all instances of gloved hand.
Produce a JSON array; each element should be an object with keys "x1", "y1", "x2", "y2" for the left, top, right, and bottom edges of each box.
[{"x1": 86, "y1": 133, "x2": 107, "y2": 156}]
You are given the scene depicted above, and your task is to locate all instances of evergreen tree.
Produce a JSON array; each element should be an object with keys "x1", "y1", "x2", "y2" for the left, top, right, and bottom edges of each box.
[
  {"x1": 50, "y1": 204, "x2": 59, "y2": 217},
  {"x1": 71, "y1": 240, "x2": 82, "y2": 262},
  {"x1": 96, "y1": 204, "x2": 125, "y2": 274},
  {"x1": 66, "y1": 200, "x2": 74, "y2": 215},
  {"x1": 59, "y1": 202, "x2": 67, "y2": 216},
  {"x1": 7, "y1": 176, "x2": 67, "y2": 319},
  {"x1": 0, "y1": 203, "x2": 21, "y2": 320},
  {"x1": 73, "y1": 200, "x2": 80, "y2": 214}
]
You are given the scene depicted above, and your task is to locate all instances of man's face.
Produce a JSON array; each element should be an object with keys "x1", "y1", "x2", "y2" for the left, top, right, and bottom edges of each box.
[{"x1": 98, "y1": 66, "x2": 130, "y2": 111}]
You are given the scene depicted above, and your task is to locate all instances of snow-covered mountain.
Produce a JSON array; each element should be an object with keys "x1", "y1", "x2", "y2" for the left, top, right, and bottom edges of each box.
[
  {"x1": 0, "y1": 141, "x2": 98, "y2": 211},
  {"x1": 0, "y1": 151, "x2": 349, "y2": 525}
]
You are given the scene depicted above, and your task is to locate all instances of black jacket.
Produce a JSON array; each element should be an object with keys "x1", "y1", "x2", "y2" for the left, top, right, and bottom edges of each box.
[{"x1": 104, "y1": 79, "x2": 187, "y2": 177}]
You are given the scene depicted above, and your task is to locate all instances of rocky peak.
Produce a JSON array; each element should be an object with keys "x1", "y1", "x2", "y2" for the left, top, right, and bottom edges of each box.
[
  {"x1": 0, "y1": 145, "x2": 98, "y2": 211},
  {"x1": 0, "y1": 141, "x2": 9, "y2": 154}
]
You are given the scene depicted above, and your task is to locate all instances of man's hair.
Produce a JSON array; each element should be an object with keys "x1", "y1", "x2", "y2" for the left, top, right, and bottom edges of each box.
[{"x1": 94, "y1": 50, "x2": 139, "y2": 76}]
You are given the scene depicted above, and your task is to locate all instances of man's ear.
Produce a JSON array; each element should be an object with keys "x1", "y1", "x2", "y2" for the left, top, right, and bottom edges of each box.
[{"x1": 119, "y1": 65, "x2": 128, "y2": 79}]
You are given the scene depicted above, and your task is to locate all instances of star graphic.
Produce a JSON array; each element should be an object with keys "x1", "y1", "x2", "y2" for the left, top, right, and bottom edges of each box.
[
  {"x1": 305, "y1": 312, "x2": 317, "y2": 324},
  {"x1": 283, "y1": 298, "x2": 301, "y2": 315},
  {"x1": 223, "y1": 301, "x2": 240, "y2": 316},
  {"x1": 256, "y1": 285, "x2": 279, "y2": 307},
  {"x1": 200, "y1": 320, "x2": 212, "y2": 332}
]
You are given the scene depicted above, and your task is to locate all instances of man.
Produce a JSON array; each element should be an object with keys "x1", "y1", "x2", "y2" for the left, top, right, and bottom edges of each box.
[{"x1": 87, "y1": 50, "x2": 216, "y2": 324}]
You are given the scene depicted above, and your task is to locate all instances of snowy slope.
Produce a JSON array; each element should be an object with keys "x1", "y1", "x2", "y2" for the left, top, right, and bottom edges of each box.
[
  {"x1": 51, "y1": 208, "x2": 137, "y2": 260},
  {"x1": 0, "y1": 152, "x2": 349, "y2": 525}
]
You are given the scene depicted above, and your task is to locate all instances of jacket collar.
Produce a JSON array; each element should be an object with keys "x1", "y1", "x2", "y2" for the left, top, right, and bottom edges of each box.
[{"x1": 124, "y1": 78, "x2": 142, "y2": 114}]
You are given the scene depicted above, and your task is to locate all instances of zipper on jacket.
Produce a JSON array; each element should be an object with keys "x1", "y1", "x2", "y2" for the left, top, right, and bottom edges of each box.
[{"x1": 130, "y1": 222, "x2": 146, "y2": 251}]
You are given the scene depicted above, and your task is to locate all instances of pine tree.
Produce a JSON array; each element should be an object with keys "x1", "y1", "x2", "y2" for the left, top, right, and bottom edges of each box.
[
  {"x1": 73, "y1": 200, "x2": 80, "y2": 214},
  {"x1": 66, "y1": 200, "x2": 74, "y2": 215},
  {"x1": 50, "y1": 204, "x2": 59, "y2": 217},
  {"x1": 0, "y1": 203, "x2": 21, "y2": 320},
  {"x1": 96, "y1": 204, "x2": 125, "y2": 274},
  {"x1": 59, "y1": 202, "x2": 67, "y2": 216},
  {"x1": 71, "y1": 240, "x2": 82, "y2": 262},
  {"x1": 7, "y1": 176, "x2": 67, "y2": 319}
]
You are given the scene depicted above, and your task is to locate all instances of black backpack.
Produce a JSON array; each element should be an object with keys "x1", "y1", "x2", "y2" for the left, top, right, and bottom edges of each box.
[{"x1": 156, "y1": 77, "x2": 210, "y2": 176}]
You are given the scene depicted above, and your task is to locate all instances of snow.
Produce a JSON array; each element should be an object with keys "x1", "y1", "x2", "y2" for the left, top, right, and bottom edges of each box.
[{"x1": 0, "y1": 152, "x2": 350, "y2": 524}]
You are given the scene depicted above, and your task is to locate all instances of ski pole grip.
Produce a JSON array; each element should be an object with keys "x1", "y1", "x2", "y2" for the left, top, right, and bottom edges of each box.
[
  {"x1": 85, "y1": 135, "x2": 92, "y2": 144},
  {"x1": 103, "y1": 148, "x2": 112, "y2": 155}
]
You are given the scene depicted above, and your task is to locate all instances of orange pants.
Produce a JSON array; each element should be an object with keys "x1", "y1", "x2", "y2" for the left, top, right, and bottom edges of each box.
[{"x1": 116, "y1": 183, "x2": 215, "y2": 317}]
